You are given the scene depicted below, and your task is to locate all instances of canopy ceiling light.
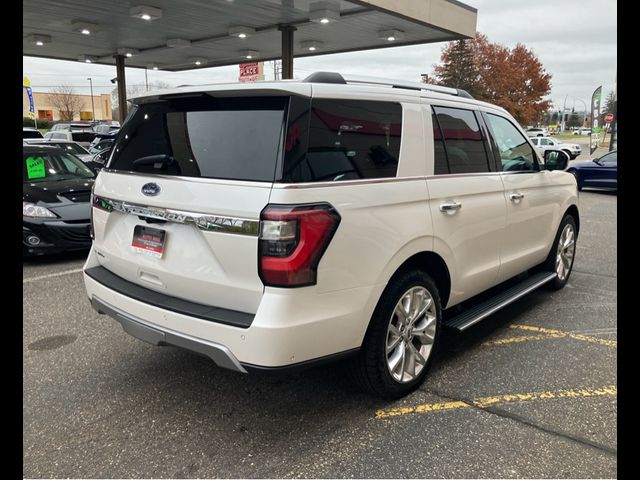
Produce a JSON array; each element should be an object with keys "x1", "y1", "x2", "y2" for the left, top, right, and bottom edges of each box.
[
  {"x1": 166, "y1": 38, "x2": 191, "y2": 48},
  {"x1": 239, "y1": 49, "x2": 259, "y2": 59},
  {"x1": 71, "y1": 20, "x2": 99, "y2": 35},
  {"x1": 130, "y1": 4, "x2": 163, "y2": 21},
  {"x1": 309, "y1": 1, "x2": 340, "y2": 24},
  {"x1": 148, "y1": 64, "x2": 159, "y2": 70},
  {"x1": 378, "y1": 29, "x2": 404, "y2": 42},
  {"x1": 117, "y1": 47, "x2": 139, "y2": 57},
  {"x1": 190, "y1": 57, "x2": 207, "y2": 66},
  {"x1": 26, "y1": 34, "x2": 52, "y2": 46},
  {"x1": 77, "y1": 55, "x2": 98, "y2": 63},
  {"x1": 300, "y1": 40, "x2": 323, "y2": 51},
  {"x1": 228, "y1": 26, "x2": 255, "y2": 39}
]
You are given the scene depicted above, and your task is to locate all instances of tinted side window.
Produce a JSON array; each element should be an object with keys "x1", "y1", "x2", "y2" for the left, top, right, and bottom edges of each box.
[
  {"x1": 485, "y1": 114, "x2": 538, "y2": 172},
  {"x1": 431, "y1": 109, "x2": 449, "y2": 174},
  {"x1": 282, "y1": 99, "x2": 402, "y2": 182},
  {"x1": 433, "y1": 106, "x2": 490, "y2": 173}
]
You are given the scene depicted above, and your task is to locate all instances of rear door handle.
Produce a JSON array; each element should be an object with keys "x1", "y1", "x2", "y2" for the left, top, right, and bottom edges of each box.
[
  {"x1": 440, "y1": 202, "x2": 462, "y2": 213},
  {"x1": 510, "y1": 192, "x2": 525, "y2": 201}
]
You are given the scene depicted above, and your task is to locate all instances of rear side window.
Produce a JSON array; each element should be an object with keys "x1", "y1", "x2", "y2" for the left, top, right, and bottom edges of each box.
[
  {"x1": 107, "y1": 96, "x2": 287, "y2": 182},
  {"x1": 431, "y1": 111, "x2": 449, "y2": 175},
  {"x1": 432, "y1": 106, "x2": 490, "y2": 174},
  {"x1": 281, "y1": 99, "x2": 402, "y2": 182}
]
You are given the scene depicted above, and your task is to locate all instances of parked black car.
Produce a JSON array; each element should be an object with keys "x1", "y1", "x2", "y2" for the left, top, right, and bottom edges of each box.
[{"x1": 23, "y1": 145, "x2": 95, "y2": 256}]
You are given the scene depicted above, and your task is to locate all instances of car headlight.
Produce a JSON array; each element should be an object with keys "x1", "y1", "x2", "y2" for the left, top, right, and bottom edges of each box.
[{"x1": 23, "y1": 202, "x2": 57, "y2": 218}]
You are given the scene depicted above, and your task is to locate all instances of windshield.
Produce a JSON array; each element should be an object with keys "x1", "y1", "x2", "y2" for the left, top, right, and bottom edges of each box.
[
  {"x1": 23, "y1": 151, "x2": 96, "y2": 183},
  {"x1": 48, "y1": 142, "x2": 89, "y2": 155}
]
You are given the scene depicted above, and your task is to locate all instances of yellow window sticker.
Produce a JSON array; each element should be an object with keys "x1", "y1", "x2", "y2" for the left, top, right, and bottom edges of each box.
[{"x1": 25, "y1": 156, "x2": 46, "y2": 180}]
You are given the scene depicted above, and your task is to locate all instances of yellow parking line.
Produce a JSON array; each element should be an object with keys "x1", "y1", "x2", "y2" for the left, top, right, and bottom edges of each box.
[
  {"x1": 509, "y1": 324, "x2": 617, "y2": 348},
  {"x1": 375, "y1": 385, "x2": 617, "y2": 419},
  {"x1": 482, "y1": 333, "x2": 563, "y2": 346}
]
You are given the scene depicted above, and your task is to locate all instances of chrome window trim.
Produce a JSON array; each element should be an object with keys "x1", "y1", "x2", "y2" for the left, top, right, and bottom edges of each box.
[
  {"x1": 93, "y1": 195, "x2": 259, "y2": 237},
  {"x1": 272, "y1": 172, "x2": 509, "y2": 188}
]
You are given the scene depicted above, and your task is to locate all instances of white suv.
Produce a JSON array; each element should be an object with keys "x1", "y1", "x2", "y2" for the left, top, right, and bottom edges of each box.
[
  {"x1": 84, "y1": 72, "x2": 578, "y2": 398},
  {"x1": 530, "y1": 136, "x2": 582, "y2": 159}
]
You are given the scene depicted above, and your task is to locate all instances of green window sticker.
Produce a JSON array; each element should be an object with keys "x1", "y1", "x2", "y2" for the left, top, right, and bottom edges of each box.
[{"x1": 25, "y1": 156, "x2": 46, "y2": 179}]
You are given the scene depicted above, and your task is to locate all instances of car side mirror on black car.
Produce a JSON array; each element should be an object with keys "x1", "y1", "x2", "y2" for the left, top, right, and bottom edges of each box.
[{"x1": 543, "y1": 150, "x2": 570, "y2": 171}]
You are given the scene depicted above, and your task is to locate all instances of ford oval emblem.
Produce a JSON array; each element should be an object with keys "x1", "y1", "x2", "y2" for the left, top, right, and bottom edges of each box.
[{"x1": 141, "y1": 183, "x2": 161, "y2": 196}]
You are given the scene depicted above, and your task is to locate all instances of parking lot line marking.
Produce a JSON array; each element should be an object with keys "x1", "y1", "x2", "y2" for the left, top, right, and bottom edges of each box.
[
  {"x1": 23, "y1": 268, "x2": 84, "y2": 284},
  {"x1": 510, "y1": 324, "x2": 617, "y2": 348},
  {"x1": 375, "y1": 385, "x2": 617, "y2": 419},
  {"x1": 482, "y1": 333, "x2": 564, "y2": 346}
]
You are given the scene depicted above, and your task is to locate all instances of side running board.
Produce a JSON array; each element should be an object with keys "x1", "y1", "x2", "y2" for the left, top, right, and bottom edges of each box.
[{"x1": 444, "y1": 271, "x2": 557, "y2": 331}]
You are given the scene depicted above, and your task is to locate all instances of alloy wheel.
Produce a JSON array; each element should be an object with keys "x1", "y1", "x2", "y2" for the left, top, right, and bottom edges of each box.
[{"x1": 385, "y1": 286, "x2": 437, "y2": 383}]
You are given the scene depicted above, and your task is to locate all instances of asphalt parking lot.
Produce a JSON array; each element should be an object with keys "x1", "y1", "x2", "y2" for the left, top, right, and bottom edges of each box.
[{"x1": 23, "y1": 187, "x2": 616, "y2": 478}]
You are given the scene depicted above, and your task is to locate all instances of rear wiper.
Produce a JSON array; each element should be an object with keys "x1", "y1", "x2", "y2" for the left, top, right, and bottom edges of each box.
[{"x1": 132, "y1": 154, "x2": 176, "y2": 170}]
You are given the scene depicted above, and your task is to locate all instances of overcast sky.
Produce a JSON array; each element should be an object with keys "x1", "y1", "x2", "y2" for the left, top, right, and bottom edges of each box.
[{"x1": 23, "y1": 0, "x2": 617, "y2": 113}]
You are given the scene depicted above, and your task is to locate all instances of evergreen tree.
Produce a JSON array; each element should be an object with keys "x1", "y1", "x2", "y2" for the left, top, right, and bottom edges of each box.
[{"x1": 432, "y1": 39, "x2": 485, "y2": 98}]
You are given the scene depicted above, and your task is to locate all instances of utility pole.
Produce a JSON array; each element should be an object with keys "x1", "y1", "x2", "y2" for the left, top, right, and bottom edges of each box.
[
  {"x1": 87, "y1": 77, "x2": 96, "y2": 121},
  {"x1": 561, "y1": 94, "x2": 568, "y2": 132}
]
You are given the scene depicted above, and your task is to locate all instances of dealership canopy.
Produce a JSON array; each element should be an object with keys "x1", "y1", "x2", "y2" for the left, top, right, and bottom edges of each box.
[{"x1": 23, "y1": 0, "x2": 477, "y2": 120}]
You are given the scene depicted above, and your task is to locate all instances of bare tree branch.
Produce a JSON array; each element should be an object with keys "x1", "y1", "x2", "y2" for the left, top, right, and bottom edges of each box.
[{"x1": 48, "y1": 84, "x2": 84, "y2": 121}]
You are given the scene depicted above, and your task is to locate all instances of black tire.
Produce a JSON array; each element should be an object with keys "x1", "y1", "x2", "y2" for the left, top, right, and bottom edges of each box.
[
  {"x1": 543, "y1": 214, "x2": 578, "y2": 290},
  {"x1": 349, "y1": 270, "x2": 442, "y2": 399}
]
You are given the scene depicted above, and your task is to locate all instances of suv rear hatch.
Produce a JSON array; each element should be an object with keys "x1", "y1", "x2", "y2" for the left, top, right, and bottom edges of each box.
[{"x1": 91, "y1": 90, "x2": 307, "y2": 314}]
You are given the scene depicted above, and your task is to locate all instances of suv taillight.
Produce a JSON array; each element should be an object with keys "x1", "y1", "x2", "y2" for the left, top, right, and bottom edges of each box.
[{"x1": 259, "y1": 203, "x2": 341, "y2": 287}]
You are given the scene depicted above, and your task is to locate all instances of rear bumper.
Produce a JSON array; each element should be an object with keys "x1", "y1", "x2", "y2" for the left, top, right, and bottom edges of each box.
[
  {"x1": 90, "y1": 296, "x2": 247, "y2": 372},
  {"x1": 84, "y1": 249, "x2": 383, "y2": 371}
]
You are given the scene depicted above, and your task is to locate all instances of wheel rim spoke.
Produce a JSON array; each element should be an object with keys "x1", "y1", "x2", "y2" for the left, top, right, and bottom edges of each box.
[
  {"x1": 404, "y1": 343, "x2": 415, "y2": 379},
  {"x1": 386, "y1": 334, "x2": 402, "y2": 354},
  {"x1": 412, "y1": 315, "x2": 436, "y2": 343}
]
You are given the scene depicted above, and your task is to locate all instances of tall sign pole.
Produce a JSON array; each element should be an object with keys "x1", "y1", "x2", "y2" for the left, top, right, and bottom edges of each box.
[{"x1": 589, "y1": 85, "x2": 602, "y2": 155}]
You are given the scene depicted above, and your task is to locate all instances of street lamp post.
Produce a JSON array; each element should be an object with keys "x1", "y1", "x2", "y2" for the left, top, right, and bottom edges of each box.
[
  {"x1": 87, "y1": 77, "x2": 96, "y2": 121},
  {"x1": 573, "y1": 98, "x2": 587, "y2": 126}
]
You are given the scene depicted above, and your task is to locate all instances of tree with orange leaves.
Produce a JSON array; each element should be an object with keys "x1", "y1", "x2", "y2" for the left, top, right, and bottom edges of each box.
[{"x1": 431, "y1": 33, "x2": 552, "y2": 126}]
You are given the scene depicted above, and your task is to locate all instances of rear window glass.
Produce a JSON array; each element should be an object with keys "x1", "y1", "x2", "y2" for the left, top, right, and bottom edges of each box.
[
  {"x1": 107, "y1": 96, "x2": 287, "y2": 182},
  {"x1": 71, "y1": 132, "x2": 96, "y2": 143},
  {"x1": 281, "y1": 99, "x2": 402, "y2": 182},
  {"x1": 23, "y1": 130, "x2": 43, "y2": 139}
]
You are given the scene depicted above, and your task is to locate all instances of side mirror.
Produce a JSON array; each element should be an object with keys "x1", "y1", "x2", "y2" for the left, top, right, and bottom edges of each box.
[{"x1": 543, "y1": 150, "x2": 570, "y2": 171}]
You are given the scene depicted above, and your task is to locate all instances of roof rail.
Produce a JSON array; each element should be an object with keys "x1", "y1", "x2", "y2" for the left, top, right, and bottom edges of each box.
[{"x1": 302, "y1": 71, "x2": 473, "y2": 99}]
